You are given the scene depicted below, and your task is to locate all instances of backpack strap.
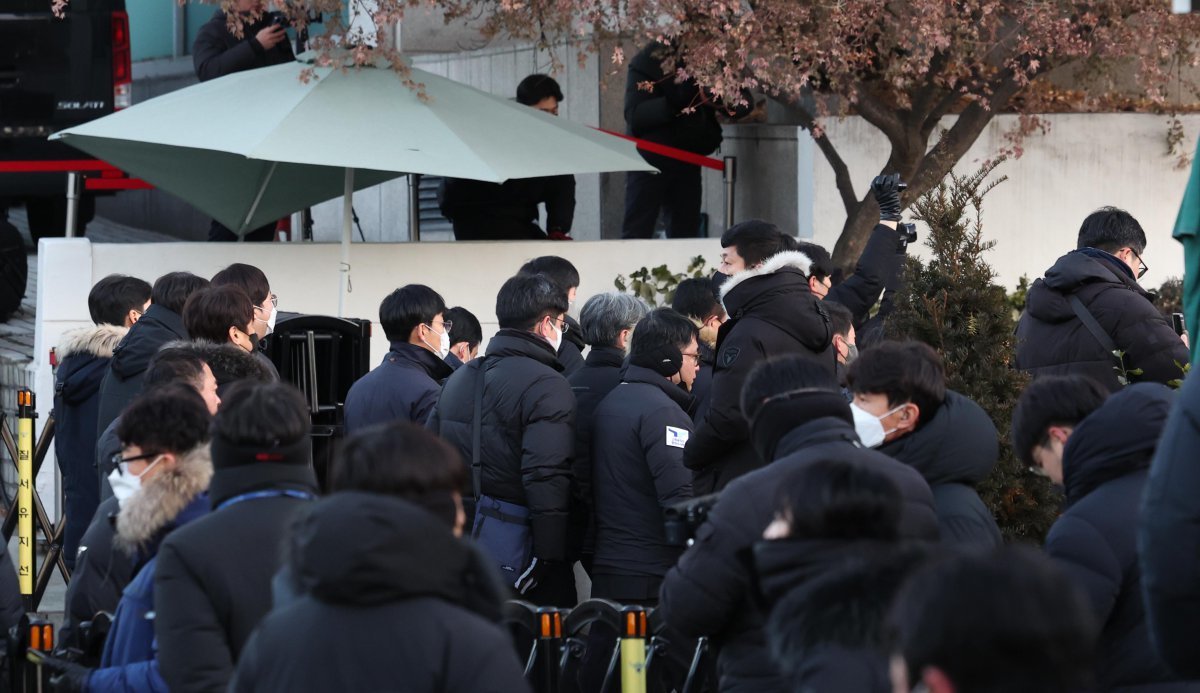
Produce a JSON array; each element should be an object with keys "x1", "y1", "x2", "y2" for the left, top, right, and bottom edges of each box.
[
  {"x1": 1069, "y1": 295, "x2": 1119, "y2": 362},
  {"x1": 471, "y1": 356, "x2": 490, "y2": 502}
]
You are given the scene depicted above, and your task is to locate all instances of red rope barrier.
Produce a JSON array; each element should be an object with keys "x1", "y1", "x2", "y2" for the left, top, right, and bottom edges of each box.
[{"x1": 596, "y1": 128, "x2": 726, "y2": 171}]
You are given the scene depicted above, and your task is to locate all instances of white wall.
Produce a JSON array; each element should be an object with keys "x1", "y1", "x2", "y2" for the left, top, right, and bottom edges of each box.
[
  {"x1": 804, "y1": 113, "x2": 1199, "y2": 289},
  {"x1": 32, "y1": 237, "x2": 714, "y2": 513}
]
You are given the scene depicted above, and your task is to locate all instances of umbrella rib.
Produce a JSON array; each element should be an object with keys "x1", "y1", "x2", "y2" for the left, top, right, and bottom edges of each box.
[{"x1": 241, "y1": 161, "x2": 279, "y2": 233}]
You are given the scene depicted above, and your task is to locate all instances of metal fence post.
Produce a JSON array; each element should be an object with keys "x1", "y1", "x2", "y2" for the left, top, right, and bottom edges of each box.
[
  {"x1": 408, "y1": 173, "x2": 422, "y2": 242},
  {"x1": 17, "y1": 389, "x2": 34, "y2": 610},
  {"x1": 722, "y1": 156, "x2": 737, "y2": 231},
  {"x1": 620, "y1": 606, "x2": 648, "y2": 693},
  {"x1": 65, "y1": 172, "x2": 82, "y2": 238}
]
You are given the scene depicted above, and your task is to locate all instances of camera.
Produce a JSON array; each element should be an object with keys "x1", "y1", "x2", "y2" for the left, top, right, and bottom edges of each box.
[
  {"x1": 899, "y1": 222, "x2": 918, "y2": 249},
  {"x1": 664, "y1": 494, "x2": 719, "y2": 546},
  {"x1": 268, "y1": 11, "x2": 289, "y2": 28}
]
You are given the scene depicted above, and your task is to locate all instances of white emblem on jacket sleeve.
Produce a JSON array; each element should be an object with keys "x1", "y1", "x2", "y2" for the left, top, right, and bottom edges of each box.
[{"x1": 666, "y1": 426, "x2": 690, "y2": 448}]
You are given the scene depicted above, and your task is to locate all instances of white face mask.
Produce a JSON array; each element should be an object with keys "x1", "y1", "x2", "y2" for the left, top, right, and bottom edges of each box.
[
  {"x1": 266, "y1": 304, "x2": 277, "y2": 334},
  {"x1": 422, "y1": 323, "x2": 450, "y2": 360},
  {"x1": 547, "y1": 319, "x2": 563, "y2": 353},
  {"x1": 850, "y1": 402, "x2": 904, "y2": 448},
  {"x1": 107, "y1": 454, "x2": 164, "y2": 507}
]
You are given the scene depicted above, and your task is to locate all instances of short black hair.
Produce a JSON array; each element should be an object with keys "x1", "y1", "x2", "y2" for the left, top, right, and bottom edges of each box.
[
  {"x1": 496, "y1": 274, "x2": 568, "y2": 331},
  {"x1": 671, "y1": 277, "x2": 723, "y2": 321},
  {"x1": 720, "y1": 219, "x2": 796, "y2": 268},
  {"x1": 516, "y1": 74, "x2": 564, "y2": 106},
  {"x1": 741, "y1": 354, "x2": 840, "y2": 421},
  {"x1": 332, "y1": 420, "x2": 466, "y2": 527},
  {"x1": 824, "y1": 301, "x2": 853, "y2": 339},
  {"x1": 777, "y1": 458, "x2": 901, "y2": 542},
  {"x1": 1077, "y1": 207, "x2": 1147, "y2": 255},
  {"x1": 794, "y1": 241, "x2": 834, "y2": 280},
  {"x1": 379, "y1": 285, "x2": 446, "y2": 344},
  {"x1": 151, "y1": 272, "x2": 210, "y2": 315},
  {"x1": 183, "y1": 285, "x2": 255, "y2": 344},
  {"x1": 116, "y1": 384, "x2": 211, "y2": 454},
  {"x1": 581, "y1": 293, "x2": 649, "y2": 348},
  {"x1": 1011, "y1": 376, "x2": 1109, "y2": 466},
  {"x1": 630, "y1": 308, "x2": 698, "y2": 357},
  {"x1": 889, "y1": 546, "x2": 1096, "y2": 693},
  {"x1": 144, "y1": 347, "x2": 208, "y2": 391},
  {"x1": 444, "y1": 306, "x2": 482, "y2": 350},
  {"x1": 210, "y1": 263, "x2": 270, "y2": 305},
  {"x1": 847, "y1": 341, "x2": 946, "y2": 422},
  {"x1": 88, "y1": 275, "x2": 152, "y2": 326},
  {"x1": 212, "y1": 381, "x2": 310, "y2": 446},
  {"x1": 519, "y1": 256, "x2": 580, "y2": 292}
]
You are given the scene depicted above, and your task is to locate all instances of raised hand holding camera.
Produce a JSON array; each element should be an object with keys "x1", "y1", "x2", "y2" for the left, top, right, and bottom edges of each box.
[{"x1": 871, "y1": 173, "x2": 904, "y2": 222}]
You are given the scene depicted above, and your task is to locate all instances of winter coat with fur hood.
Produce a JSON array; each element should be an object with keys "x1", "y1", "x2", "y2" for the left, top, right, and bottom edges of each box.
[
  {"x1": 683, "y1": 251, "x2": 834, "y2": 493},
  {"x1": 87, "y1": 444, "x2": 213, "y2": 693},
  {"x1": 55, "y1": 323, "x2": 128, "y2": 568}
]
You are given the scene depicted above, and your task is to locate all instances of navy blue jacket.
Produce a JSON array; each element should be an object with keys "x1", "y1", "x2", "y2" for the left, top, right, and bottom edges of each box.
[
  {"x1": 1048, "y1": 384, "x2": 1200, "y2": 691},
  {"x1": 344, "y1": 341, "x2": 454, "y2": 433},
  {"x1": 590, "y1": 364, "x2": 694, "y2": 600},
  {"x1": 96, "y1": 305, "x2": 188, "y2": 438},
  {"x1": 878, "y1": 391, "x2": 1002, "y2": 547},
  {"x1": 1143, "y1": 370, "x2": 1200, "y2": 679}
]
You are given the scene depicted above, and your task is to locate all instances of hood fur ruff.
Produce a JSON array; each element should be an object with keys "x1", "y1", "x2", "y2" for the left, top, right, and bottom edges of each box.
[
  {"x1": 719, "y1": 250, "x2": 815, "y2": 306},
  {"x1": 116, "y1": 443, "x2": 212, "y2": 552},
  {"x1": 56, "y1": 324, "x2": 128, "y2": 361}
]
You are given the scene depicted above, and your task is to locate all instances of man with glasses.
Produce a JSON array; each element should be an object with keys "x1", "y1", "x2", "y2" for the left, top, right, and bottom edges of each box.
[
  {"x1": 1017, "y1": 207, "x2": 1190, "y2": 391},
  {"x1": 345, "y1": 285, "x2": 455, "y2": 432}
]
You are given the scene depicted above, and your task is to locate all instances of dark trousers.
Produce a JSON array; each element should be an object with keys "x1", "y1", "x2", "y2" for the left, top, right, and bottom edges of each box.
[
  {"x1": 59, "y1": 455, "x2": 99, "y2": 571},
  {"x1": 208, "y1": 219, "x2": 277, "y2": 242},
  {"x1": 622, "y1": 156, "x2": 703, "y2": 239},
  {"x1": 451, "y1": 214, "x2": 546, "y2": 241}
]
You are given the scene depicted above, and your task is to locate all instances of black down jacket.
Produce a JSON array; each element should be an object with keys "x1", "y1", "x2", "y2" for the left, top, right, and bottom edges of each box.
[
  {"x1": 825, "y1": 223, "x2": 905, "y2": 327},
  {"x1": 590, "y1": 364, "x2": 694, "y2": 601},
  {"x1": 1142, "y1": 364, "x2": 1200, "y2": 678},
  {"x1": 558, "y1": 315, "x2": 586, "y2": 377},
  {"x1": 878, "y1": 391, "x2": 1003, "y2": 547},
  {"x1": 624, "y1": 43, "x2": 724, "y2": 159},
  {"x1": 1047, "y1": 383, "x2": 1200, "y2": 691},
  {"x1": 568, "y1": 345, "x2": 626, "y2": 541},
  {"x1": 229, "y1": 493, "x2": 529, "y2": 693},
  {"x1": 1016, "y1": 248, "x2": 1190, "y2": 392},
  {"x1": 95, "y1": 305, "x2": 188, "y2": 438},
  {"x1": 60, "y1": 497, "x2": 132, "y2": 652},
  {"x1": 154, "y1": 462, "x2": 319, "y2": 693},
  {"x1": 691, "y1": 340, "x2": 715, "y2": 425},
  {"x1": 193, "y1": 10, "x2": 295, "y2": 82},
  {"x1": 344, "y1": 341, "x2": 454, "y2": 432},
  {"x1": 684, "y1": 250, "x2": 834, "y2": 493},
  {"x1": 427, "y1": 329, "x2": 575, "y2": 561},
  {"x1": 659, "y1": 391, "x2": 937, "y2": 693},
  {"x1": 438, "y1": 175, "x2": 576, "y2": 238}
]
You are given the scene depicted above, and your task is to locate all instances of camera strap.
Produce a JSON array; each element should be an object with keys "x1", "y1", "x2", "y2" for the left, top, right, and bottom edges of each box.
[
  {"x1": 470, "y1": 356, "x2": 490, "y2": 502},
  {"x1": 1069, "y1": 295, "x2": 1119, "y2": 364}
]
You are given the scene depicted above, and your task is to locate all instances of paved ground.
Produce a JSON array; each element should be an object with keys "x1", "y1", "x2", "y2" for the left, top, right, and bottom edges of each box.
[{"x1": 0, "y1": 209, "x2": 173, "y2": 624}]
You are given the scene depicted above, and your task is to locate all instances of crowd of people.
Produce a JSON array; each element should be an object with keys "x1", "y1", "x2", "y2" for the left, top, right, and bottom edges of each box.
[{"x1": 0, "y1": 181, "x2": 1191, "y2": 693}]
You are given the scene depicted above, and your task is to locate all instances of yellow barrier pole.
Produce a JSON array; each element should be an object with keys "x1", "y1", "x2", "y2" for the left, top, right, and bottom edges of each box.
[
  {"x1": 620, "y1": 607, "x2": 647, "y2": 693},
  {"x1": 17, "y1": 389, "x2": 34, "y2": 608}
]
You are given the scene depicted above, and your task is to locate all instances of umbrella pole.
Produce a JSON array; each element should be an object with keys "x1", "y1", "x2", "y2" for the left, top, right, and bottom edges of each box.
[{"x1": 339, "y1": 168, "x2": 354, "y2": 318}]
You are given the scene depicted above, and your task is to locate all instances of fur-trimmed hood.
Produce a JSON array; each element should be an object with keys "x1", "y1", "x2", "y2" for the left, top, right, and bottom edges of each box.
[
  {"x1": 57, "y1": 323, "x2": 128, "y2": 361},
  {"x1": 115, "y1": 443, "x2": 213, "y2": 555},
  {"x1": 719, "y1": 250, "x2": 814, "y2": 308},
  {"x1": 161, "y1": 340, "x2": 274, "y2": 391}
]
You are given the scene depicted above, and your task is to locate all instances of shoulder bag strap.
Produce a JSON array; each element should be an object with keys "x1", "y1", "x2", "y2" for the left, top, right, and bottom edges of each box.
[
  {"x1": 1068, "y1": 294, "x2": 1119, "y2": 362},
  {"x1": 471, "y1": 356, "x2": 489, "y2": 502}
]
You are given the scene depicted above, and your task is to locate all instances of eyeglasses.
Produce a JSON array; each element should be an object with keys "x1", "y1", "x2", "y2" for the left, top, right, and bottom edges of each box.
[
  {"x1": 427, "y1": 320, "x2": 453, "y2": 333},
  {"x1": 552, "y1": 317, "x2": 569, "y2": 334},
  {"x1": 1130, "y1": 249, "x2": 1148, "y2": 279},
  {"x1": 681, "y1": 352, "x2": 701, "y2": 364},
  {"x1": 254, "y1": 294, "x2": 278, "y2": 312},
  {"x1": 109, "y1": 451, "x2": 159, "y2": 475}
]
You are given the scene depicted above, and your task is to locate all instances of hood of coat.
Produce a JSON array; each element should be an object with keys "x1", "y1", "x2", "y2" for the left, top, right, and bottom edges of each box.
[
  {"x1": 109, "y1": 305, "x2": 187, "y2": 380},
  {"x1": 57, "y1": 323, "x2": 128, "y2": 362},
  {"x1": 751, "y1": 390, "x2": 857, "y2": 463},
  {"x1": 753, "y1": 538, "x2": 888, "y2": 607},
  {"x1": 583, "y1": 345, "x2": 625, "y2": 370},
  {"x1": 484, "y1": 328, "x2": 564, "y2": 371},
  {"x1": 563, "y1": 314, "x2": 586, "y2": 352},
  {"x1": 385, "y1": 341, "x2": 455, "y2": 382},
  {"x1": 163, "y1": 340, "x2": 273, "y2": 393},
  {"x1": 619, "y1": 363, "x2": 696, "y2": 412},
  {"x1": 115, "y1": 443, "x2": 213, "y2": 555},
  {"x1": 765, "y1": 544, "x2": 936, "y2": 660},
  {"x1": 207, "y1": 461, "x2": 319, "y2": 508},
  {"x1": 292, "y1": 492, "x2": 506, "y2": 619},
  {"x1": 718, "y1": 251, "x2": 831, "y2": 353},
  {"x1": 56, "y1": 324, "x2": 129, "y2": 405},
  {"x1": 1062, "y1": 382, "x2": 1173, "y2": 507},
  {"x1": 878, "y1": 391, "x2": 998, "y2": 486},
  {"x1": 1025, "y1": 250, "x2": 1147, "y2": 323}
]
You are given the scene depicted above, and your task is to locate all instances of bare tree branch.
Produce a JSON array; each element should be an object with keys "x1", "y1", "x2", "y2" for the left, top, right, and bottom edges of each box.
[{"x1": 786, "y1": 96, "x2": 859, "y2": 215}]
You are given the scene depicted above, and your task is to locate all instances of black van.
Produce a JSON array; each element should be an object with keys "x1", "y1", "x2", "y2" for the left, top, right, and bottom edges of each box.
[{"x1": 0, "y1": 0, "x2": 131, "y2": 238}]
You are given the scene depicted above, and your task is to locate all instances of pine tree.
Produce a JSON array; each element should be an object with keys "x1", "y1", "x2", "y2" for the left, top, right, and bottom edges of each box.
[{"x1": 885, "y1": 159, "x2": 1059, "y2": 541}]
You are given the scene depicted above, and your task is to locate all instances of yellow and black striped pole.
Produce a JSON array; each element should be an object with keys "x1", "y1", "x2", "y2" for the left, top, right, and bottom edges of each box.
[
  {"x1": 16, "y1": 388, "x2": 34, "y2": 608},
  {"x1": 620, "y1": 606, "x2": 648, "y2": 693}
]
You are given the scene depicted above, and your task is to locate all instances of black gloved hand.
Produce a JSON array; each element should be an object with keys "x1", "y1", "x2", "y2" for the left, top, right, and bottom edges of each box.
[
  {"x1": 34, "y1": 653, "x2": 91, "y2": 693},
  {"x1": 514, "y1": 557, "x2": 550, "y2": 595},
  {"x1": 871, "y1": 173, "x2": 904, "y2": 222}
]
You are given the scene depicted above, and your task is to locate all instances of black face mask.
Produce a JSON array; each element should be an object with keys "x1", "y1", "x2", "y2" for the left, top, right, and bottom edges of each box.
[{"x1": 712, "y1": 270, "x2": 730, "y2": 291}]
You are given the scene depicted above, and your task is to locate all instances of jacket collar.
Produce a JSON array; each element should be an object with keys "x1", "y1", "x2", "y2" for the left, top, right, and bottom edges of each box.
[
  {"x1": 141, "y1": 304, "x2": 187, "y2": 338},
  {"x1": 584, "y1": 345, "x2": 626, "y2": 369},
  {"x1": 386, "y1": 341, "x2": 454, "y2": 381},
  {"x1": 621, "y1": 364, "x2": 696, "y2": 411},
  {"x1": 484, "y1": 328, "x2": 563, "y2": 371},
  {"x1": 719, "y1": 250, "x2": 814, "y2": 310},
  {"x1": 116, "y1": 443, "x2": 213, "y2": 554},
  {"x1": 57, "y1": 323, "x2": 128, "y2": 361},
  {"x1": 751, "y1": 390, "x2": 858, "y2": 462},
  {"x1": 208, "y1": 462, "x2": 319, "y2": 508}
]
